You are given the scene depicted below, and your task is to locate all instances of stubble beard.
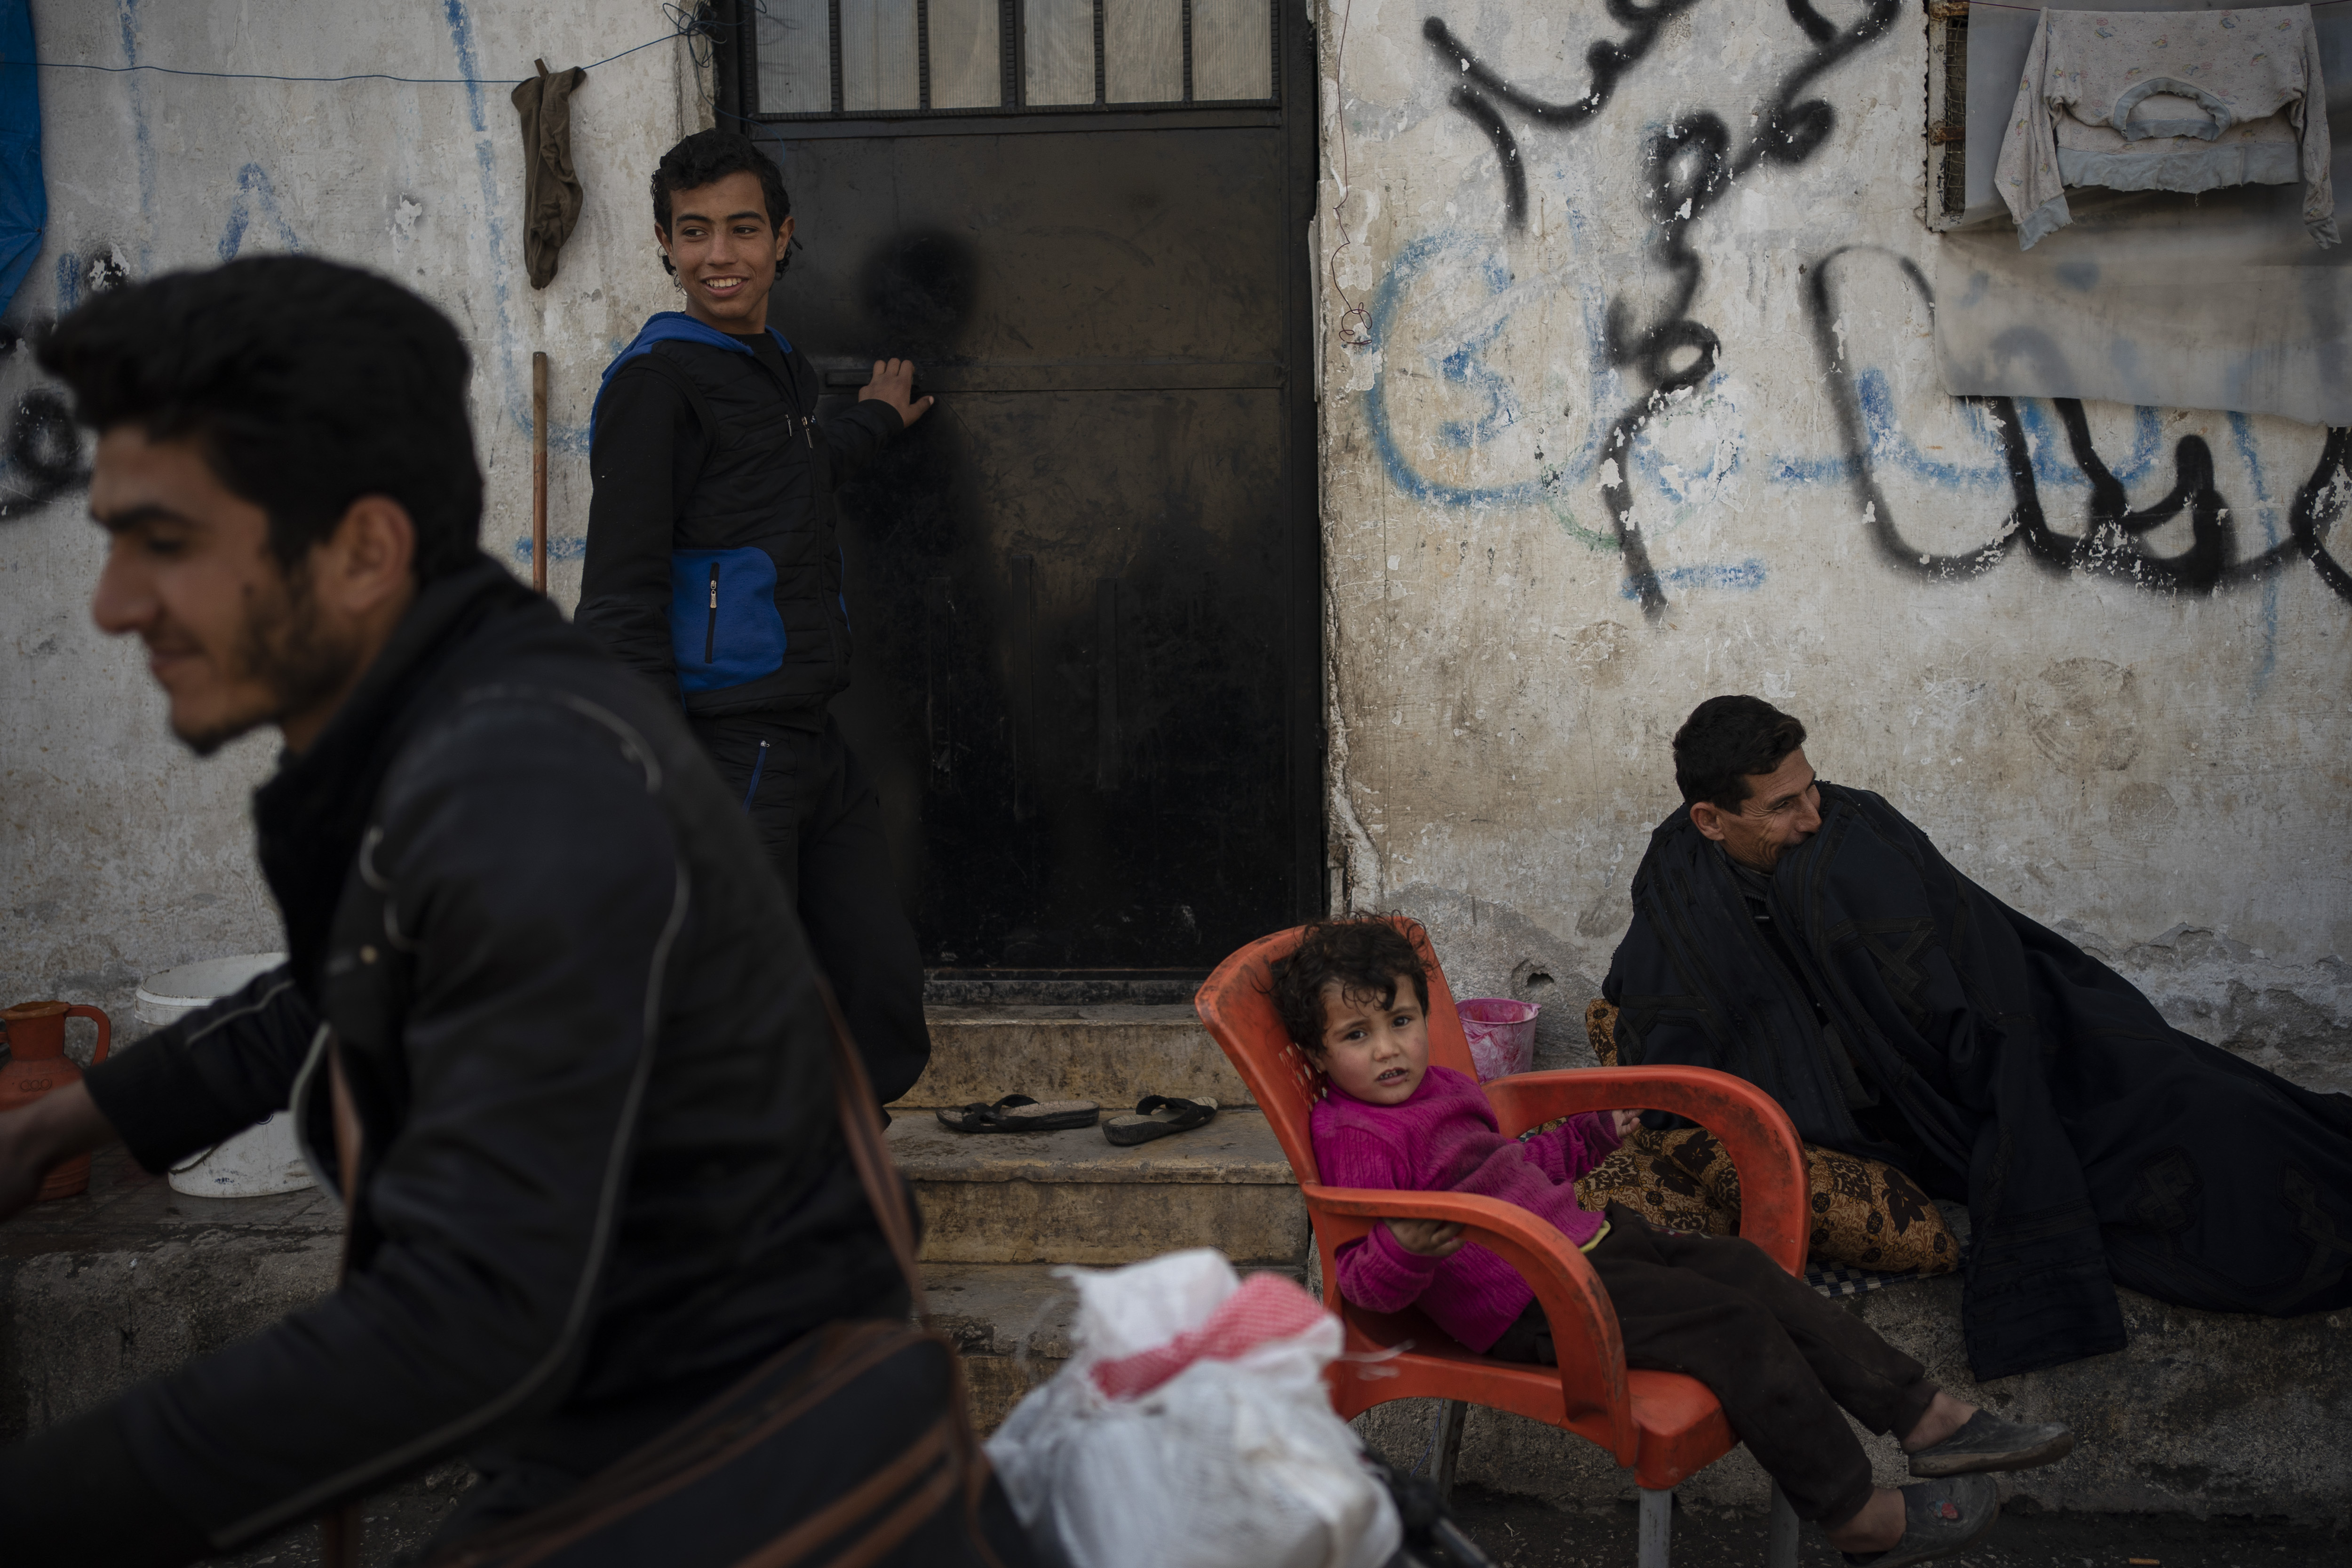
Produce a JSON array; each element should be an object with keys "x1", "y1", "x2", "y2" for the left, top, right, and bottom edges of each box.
[{"x1": 175, "y1": 563, "x2": 364, "y2": 757}]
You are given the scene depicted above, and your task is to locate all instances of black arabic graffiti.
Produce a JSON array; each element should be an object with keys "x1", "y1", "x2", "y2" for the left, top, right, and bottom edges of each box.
[
  {"x1": 5, "y1": 390, "x2": 86, "y2": 513},
  {"x1": 1426, "y1": 0, "x2": 1901, "y2": 619},
  {"x1": 1805, "y1": 247, "x2": 2352, "y2": 607},
  {"x1": 0, "y1": 324, "x2": 89, "y2": 514}
]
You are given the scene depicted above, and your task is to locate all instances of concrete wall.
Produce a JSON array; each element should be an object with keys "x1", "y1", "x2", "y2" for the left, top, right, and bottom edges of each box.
[
  {"x1": 1, "y1": 0, "x2": 707, "y2": 1028},
  {"x1": 1312, "y1": 0, "x2": 2352, "y2": 1088}
]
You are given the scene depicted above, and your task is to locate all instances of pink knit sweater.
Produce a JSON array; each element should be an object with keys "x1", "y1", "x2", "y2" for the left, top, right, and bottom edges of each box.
[{"x1": 1310, "y1": 1065, "x2": 1622, "y2": 1354}]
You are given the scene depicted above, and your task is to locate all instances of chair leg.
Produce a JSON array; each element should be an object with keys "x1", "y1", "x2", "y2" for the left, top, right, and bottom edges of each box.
[
  {"x1": 1637, "y1": 1486, "x2": 1672, "y2": 1568},
  {"x1": 1767, "y1": 1480, "x2": 1799, "y2": 1568},
  {"x1": 1431, "y1": 1399, "x2": 1469, "y2": 1505}
]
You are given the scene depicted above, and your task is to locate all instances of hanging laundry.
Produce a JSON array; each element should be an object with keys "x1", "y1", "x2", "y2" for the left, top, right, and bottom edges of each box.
[
  {"x1": 1994, "y1": 5, "x2": 2336, "y2": 250},
  {"x1": 510, "y1": 58, "x2": 588, "y2": 288}
]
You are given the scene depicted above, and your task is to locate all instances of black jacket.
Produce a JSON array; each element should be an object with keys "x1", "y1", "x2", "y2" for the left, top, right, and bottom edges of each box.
[
  {"x1": 574, "y1": 312, "x2": 902, "y2": 719},
  {"x1": 1605, "y1": 784, "x2": 2352, "y2": 1381},
  {"x1": 47, "y1": 558, "x2": 902, "y2": 1560}
]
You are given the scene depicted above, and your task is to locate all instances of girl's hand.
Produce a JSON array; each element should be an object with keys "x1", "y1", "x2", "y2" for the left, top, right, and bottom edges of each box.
[
  {"x1": 1385, "y1": 1217, "x2": 1467, "y2": 1258},
  {"x1": 1611, "y1": 1108, "x2": 1643, "y2": 1140}
]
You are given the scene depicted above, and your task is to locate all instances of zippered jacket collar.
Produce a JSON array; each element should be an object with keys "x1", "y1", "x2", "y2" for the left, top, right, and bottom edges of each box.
[{"x1": 595, "y1": 311, "x2": 793, "y2": 418}]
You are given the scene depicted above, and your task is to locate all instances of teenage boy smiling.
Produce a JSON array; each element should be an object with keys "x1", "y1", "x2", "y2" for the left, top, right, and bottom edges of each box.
[{"x1": 579, "y1": 130, "x2": 933, "y2": 1104}]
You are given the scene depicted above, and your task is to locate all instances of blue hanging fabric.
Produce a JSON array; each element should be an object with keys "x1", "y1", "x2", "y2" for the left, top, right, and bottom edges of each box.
[{"x1": 0, "y1": 0, "x2": 43, "y2": 319}]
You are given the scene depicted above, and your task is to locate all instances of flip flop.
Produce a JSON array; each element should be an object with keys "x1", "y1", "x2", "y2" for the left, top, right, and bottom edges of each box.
[
  {"x1": 1840, "y1": 1474, "x2": 1999, "y2": 1567},
  {"x1": 1103, "y1": 1095, "x2": 1218, "y2": 1146},
  {"x1": 934, "y1": 1095, "x2": 1100, "y2": 1133}
]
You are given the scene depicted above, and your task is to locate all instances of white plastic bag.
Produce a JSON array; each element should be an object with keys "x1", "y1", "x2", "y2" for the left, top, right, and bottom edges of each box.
[{"x1": 986, "y1": 1249, "x2": 1401, "y2": 1568}]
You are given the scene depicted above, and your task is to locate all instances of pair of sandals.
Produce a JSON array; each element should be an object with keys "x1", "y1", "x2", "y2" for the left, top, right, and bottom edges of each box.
[
  {"x1": 1842, "y1": 1410, "x2": 2076, "y2": 1566},
  {"x1": 935, "y1": 1093, "x2": 1218, "y2": 1146}
]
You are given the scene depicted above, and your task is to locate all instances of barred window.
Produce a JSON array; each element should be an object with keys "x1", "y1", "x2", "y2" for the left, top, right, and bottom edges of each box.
[{"x1": 747, "y1": 0, "x2": 1278, "y2": 118}]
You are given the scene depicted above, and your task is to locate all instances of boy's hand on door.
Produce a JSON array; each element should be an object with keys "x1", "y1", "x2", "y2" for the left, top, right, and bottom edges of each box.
[{"x1": 859, "y1": 358, "x2": 934, "y2": 428}]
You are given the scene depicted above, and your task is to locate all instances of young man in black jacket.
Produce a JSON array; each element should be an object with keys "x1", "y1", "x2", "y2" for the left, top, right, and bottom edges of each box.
[
  {"x1": 577, "y1": 130, "x2": 932, "y2": 1105},
  {"x1": 0, "y1": 257, "x2": 1014, "y2": 1566}
]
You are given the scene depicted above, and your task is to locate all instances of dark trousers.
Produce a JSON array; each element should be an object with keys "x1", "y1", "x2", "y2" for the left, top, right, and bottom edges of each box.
[
  {"x1": 1487, "y1": 1204, "x2": 1936, "y2": 1528},
  {"x1": 688, "y1": 712, "x2": 930, "y2": 1105}
]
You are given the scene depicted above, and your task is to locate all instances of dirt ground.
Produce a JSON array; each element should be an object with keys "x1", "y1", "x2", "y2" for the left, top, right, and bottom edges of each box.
[
  {"x1": 1441, "y1": 1486, "x2": 2352, "y2": 1568},
  {"x1": 209, "y1": 1471, "x2": 2352, "y2": 1567}
]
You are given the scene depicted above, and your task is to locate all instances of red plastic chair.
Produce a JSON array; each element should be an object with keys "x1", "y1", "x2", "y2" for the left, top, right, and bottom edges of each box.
[{"x1": 1195, "y1": 918, "x2": 1810, "y2": 1568}]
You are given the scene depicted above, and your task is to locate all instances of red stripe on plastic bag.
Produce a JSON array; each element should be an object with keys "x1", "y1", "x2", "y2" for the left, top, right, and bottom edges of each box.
[{"x1": 1090, "y1": 1272, "x2": 1333, "y2": 1400}]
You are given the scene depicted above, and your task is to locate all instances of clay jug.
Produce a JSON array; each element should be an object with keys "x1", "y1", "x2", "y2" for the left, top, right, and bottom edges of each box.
[{"x1": 0, "y1": 1001, "x2": 111, "y2": 1199}]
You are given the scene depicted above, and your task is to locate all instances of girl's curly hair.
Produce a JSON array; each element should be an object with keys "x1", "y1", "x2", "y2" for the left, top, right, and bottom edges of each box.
[{"x1": 1269, "y1": 917, "x2": 1429, "y2": 1055}]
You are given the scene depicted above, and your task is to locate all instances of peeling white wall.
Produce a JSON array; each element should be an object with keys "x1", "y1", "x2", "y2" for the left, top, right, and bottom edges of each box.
[
  {"x1": 1, "y1": 0, "x2": 707, "y2": 1028},
  {"x1": 4, "y1": 1, "x2": 2346, "y2": 1092},
  {"x1": 1314, "y1": 0, "x2": 2352, "y2": 1087}
]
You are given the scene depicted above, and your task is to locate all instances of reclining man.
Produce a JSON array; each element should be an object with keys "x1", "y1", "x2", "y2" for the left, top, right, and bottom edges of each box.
[
  {"x1": 0, "y1": 257, "x2": 1012, "y2": 1565},
  {"x1": 1605, "y1": 695, "x2": 2352, "y2": 1381}
]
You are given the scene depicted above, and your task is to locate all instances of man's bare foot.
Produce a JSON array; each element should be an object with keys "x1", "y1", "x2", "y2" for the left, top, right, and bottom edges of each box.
[
  {"x1": 1900, "y1": 1389, "x2": 1977, "y2": 1453},
  {"x1": 1823, "y1": 1488, "x2": 1905, "y2": 1555}
]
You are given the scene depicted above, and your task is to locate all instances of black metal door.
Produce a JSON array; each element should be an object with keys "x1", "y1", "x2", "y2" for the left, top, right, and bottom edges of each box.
[{"x1": 715, "y1": 0, "x2": 1320, "y2": 986}]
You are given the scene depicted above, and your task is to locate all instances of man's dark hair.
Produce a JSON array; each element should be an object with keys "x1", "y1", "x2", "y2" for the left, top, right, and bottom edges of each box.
[
  {"x1": 1270, "y1": 918, "x2": 1431, "y2": 1056},
  {"x1": 38, "y1": 256, "x2": 482, "y2": 581},
  {"x1": 1673, "y1": 695, "x2": 1808, "y2": 811},
  {"x1": 651, "y1": 129, "x2": 792, "y2": 276}
]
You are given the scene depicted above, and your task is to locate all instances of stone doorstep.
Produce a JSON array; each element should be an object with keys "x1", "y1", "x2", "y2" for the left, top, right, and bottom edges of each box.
[
  {"x1": 896, "y1": 1003, "x2": 1253, "y2": 1115},
  {"x1": 888, "y1": 1109, "x2": 1310, "y2": 1266}
]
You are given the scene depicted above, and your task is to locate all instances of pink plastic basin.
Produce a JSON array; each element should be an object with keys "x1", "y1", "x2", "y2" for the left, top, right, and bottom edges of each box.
[{"x1": 1456, "y1": 997, "x2": 1540, "y2": 1082}]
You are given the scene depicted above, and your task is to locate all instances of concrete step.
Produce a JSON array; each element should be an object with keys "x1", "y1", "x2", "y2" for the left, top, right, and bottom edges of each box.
[
  {"x1": 896, "y1": 1004, "x2": 1252, "y2": 1112},
  {"x1": 925, "y1": 1262, "x2": 1081, "y2": 1435},
  {"x1": 924, "y1": 1259, "x2": 1309, "y2": 1435},
  {"x1": 887, "y1": 1107, "x2": 1307, "y2": 1266}
]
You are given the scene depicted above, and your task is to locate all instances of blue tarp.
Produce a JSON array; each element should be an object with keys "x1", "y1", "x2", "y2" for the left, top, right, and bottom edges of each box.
[{"x1": 0, "y1": 0, "x2": 43, "y2": 319}]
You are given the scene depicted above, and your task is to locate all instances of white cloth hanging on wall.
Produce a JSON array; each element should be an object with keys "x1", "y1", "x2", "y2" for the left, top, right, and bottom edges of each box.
[
  {"x1": 1996, "y1": 5, "x2": 2337, "y2": 249},
  {"x1": 1938, "y1": 0, "x2": 2352, "y2": 425}
]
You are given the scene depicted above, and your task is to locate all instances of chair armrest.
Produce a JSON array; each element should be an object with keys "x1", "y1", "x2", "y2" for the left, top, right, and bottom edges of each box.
[
  {"x1": 1482, "y1": 1066, "x2": 1808, "y2": 1275},
  {"x1": 1304, "y1": 1183, "x2": 1638, "y2": 1466}
]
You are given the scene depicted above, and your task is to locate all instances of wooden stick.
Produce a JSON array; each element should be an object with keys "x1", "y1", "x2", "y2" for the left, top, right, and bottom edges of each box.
[{"x1": 531, "y1": 350, "x2": 549, "y2": 593}]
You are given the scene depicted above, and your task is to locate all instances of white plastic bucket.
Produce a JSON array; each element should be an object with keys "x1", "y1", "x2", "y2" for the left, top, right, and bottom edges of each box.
[
  {"x1": 135, "y1": 953, "x2": 314, "y2": 1198},
  {"x1": 1457, "y1": 997, "x2": 1540, "y2": 1083}
]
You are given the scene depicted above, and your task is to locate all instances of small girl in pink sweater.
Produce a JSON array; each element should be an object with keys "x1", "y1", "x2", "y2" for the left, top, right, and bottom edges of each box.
[{"x1": 1277, "y1": 919, "x2": 2075, "y2": 1568}]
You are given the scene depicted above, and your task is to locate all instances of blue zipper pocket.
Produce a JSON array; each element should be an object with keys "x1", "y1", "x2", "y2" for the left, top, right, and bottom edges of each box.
[{"x1": 671, "y1": 547, "x2": 787, "y2": 694}]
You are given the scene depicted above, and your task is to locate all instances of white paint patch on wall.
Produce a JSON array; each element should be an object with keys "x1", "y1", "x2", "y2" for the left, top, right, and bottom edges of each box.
[
  {"x1": 1, "y1": 0, "x2": 709, "y2": 1024},
  {"x1": 1314, "y1": 0, "x2": 2351, "y2": 1077}
]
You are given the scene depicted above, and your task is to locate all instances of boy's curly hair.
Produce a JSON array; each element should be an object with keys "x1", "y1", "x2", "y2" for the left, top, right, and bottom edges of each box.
[{"x1": 1270, "y1": 917, "x2": 1430, "y2": 1056}]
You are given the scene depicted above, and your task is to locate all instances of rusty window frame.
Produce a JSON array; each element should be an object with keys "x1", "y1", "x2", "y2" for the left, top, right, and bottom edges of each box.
[{"x1": 729, "y1": 0, "x2": 1284, "y2": 119}]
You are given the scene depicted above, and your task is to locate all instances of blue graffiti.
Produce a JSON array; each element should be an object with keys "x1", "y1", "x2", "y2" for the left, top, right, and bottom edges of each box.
[
  {"x1": 1765, "y1": 371, "x2": 2163, "y2": 493},
  {"x1": 1361, "y1": 232, "x2": 1765, "y2": 592},
  {"x1": 1435, "y1": 313, "x2": 1519, "y2": 451},
  {"x1": 511, "y1": 534, "x2": 588, "y2": 565},
  {"x1": 217, "y1": 164, "x2": 302, "y2": 262},
  {"x1": 116, "y1": 0, "x2": 156, "y2": 273},
  {"x1": 1362, "y1": 232, "x2": 1616, "y2": 509},
  {"x1": 1621, "y1": 559, "x2": 1765, "y2": 599}
]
